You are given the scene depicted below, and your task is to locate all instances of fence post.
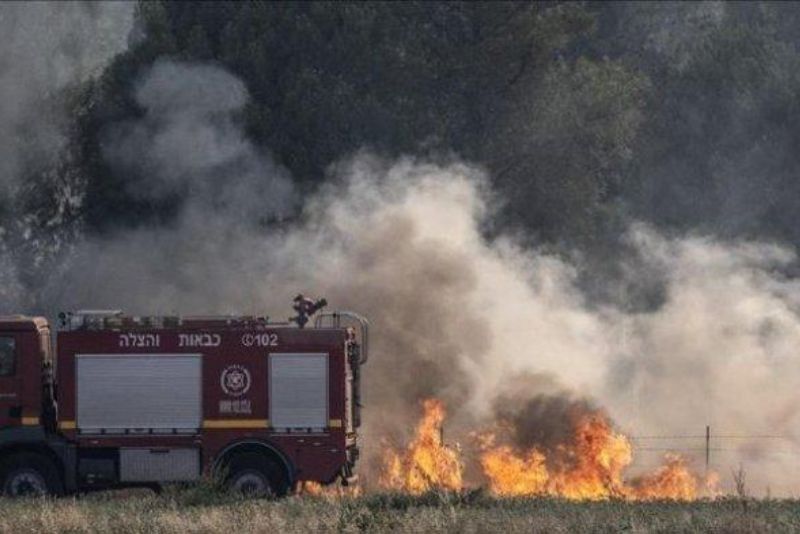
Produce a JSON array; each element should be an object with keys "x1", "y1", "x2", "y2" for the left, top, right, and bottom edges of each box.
[{"x1": 705, "y1": 425, "x2": 710, "y2": 474}]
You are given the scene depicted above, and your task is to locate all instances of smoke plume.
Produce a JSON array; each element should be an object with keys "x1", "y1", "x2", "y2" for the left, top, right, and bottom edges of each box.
[
  {"x1": 102, "y1": 59, "x2": 296, "y2": 222},
  {"x1": 56, "y1": 69, "x2": 800, "y2": 492}
]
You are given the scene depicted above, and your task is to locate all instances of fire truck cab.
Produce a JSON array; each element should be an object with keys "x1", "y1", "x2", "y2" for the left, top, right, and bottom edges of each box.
[{"x1": 0, "y1": 300, "x2": 367, "y2": 497}]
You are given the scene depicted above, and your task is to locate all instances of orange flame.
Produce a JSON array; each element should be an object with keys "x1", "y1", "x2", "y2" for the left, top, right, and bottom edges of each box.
[
  {"x1": 628, "y1": 454, "x2": 697, "y2": 500},
  {"x1": 379, "y1": 398, "x2": 715, "y2": 500},
  {"x1": 379, "y1": 398, "x2": 463, "y2": 493},
  {"x1": 479, "y1": 442, "x2": 549, "y2": 496},
  {"x1": 480, "y1": 412, "x2": 708, "y2": 500},
  {"x1": 298, "y1": 480, "x2": 362, "y2": 498}
]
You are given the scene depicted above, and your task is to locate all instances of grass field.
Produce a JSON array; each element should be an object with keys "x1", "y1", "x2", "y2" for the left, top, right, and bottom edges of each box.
[{"x1": 0, "y1": 488, "x2": 797, "y2": 533}]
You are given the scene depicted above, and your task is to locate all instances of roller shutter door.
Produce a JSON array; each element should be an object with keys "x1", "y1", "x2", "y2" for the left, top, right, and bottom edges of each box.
[
  {"x1": 269, "y1": 353, "x2": 328, "y2": 429},
  {"x1": 76, "y1": 354, "x2": 202, "y2": 432}
]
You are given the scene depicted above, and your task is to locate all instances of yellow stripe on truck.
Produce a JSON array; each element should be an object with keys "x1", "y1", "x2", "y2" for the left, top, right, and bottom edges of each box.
[
  {"x1": 329, "y1": 419, "x2": 343, "y2": 428},
  {"x1": 58, "y1": 420, "x2": 76, "y2": 430},
  {"x1": 21, "y1": 416, "x2": 39, "y2": 426},
  {"x1": 202, "y1": 419, "x2": 269, "y2": 429}
]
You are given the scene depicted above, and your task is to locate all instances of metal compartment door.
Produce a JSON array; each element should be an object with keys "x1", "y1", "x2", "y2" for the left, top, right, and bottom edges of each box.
[
  {"x1": 269, "y1": 353, "x2": 328, "y2": 430},
  {"x1": 120, "y1": 448, "x2": 200, "y2": 482},
  {"x1": 76, "y1": 354, "x2": 202, "y2": 432}
]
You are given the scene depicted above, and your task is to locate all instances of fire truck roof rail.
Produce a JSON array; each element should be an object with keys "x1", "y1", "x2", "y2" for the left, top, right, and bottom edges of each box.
[
  {"x1": 73, "y1": 309, "x2": 123, "y2": 315},
  {"x1": 179, "y1": 315, "x2": 273, "y2": 327},
  {"x1": 314, "y1": 311, "x2": 369, "y2": 364},
  {"x1": 59, "y1": 310, "x2": 122, "y2": 331},
  {"x1": 58, "y1": 311, "x2": 276, "y2": 331}
]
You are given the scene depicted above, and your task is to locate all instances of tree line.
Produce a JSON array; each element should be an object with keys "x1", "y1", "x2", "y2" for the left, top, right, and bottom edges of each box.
[{"x1": 5, "y1": 1, "x2": 800, "y2": 308}]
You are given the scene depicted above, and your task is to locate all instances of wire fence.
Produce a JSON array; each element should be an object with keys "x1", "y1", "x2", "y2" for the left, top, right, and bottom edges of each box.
[
  {"x1": 363, "y1": 431, "x2": 800, "y2": 456},
  {"x1": 626, "y1": 429, "x2": 800, "y2": 476}
]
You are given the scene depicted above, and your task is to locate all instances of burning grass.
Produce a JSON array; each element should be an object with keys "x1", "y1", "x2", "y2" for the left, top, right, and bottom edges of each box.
[
  {"x1": 379, "y1": 399, "x2": 464, "y2": 493},
  {"x1": 379, "y1": 398, "x2": 715, "y2": 500}
]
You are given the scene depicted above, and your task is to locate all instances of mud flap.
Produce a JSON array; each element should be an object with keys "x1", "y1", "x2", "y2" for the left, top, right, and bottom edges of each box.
[{"x1": 340, "y1": 464, "x2": 358, "y2": 486}]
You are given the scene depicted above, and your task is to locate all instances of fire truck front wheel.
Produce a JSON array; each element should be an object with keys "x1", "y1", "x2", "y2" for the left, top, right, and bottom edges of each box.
[
  {"x1": 225, "y1": 452, "x2": 289, "y2": 498},
  {"x1": 0, "y1": 452, "x2": 64, "y2": 498}
]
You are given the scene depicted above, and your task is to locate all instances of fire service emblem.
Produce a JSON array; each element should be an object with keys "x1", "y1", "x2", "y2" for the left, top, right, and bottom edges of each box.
[{"x1": 220, "y1": 365, "x2": 251, "y2": 397}]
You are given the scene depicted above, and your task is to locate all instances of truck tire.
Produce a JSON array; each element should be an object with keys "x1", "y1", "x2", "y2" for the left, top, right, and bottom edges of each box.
[
  {"x1": 0, "y1": 453, "x2": 63, "y2": 497},
  {"x1": 225, "y1": 452, "x2": 288, "y2": 498}
]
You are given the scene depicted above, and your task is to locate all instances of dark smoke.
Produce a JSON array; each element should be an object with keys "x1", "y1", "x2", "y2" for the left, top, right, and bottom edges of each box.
[{"x1": 492, "y1": 386, "x2": 597, "y2": 452}]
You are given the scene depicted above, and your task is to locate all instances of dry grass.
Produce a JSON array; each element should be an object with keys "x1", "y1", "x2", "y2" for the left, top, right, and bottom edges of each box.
[{"x1": 0, "y1": 489, "x2": 797, "y2": 533}]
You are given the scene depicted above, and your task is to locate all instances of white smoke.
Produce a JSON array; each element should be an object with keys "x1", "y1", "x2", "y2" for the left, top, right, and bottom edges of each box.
[
  {"x1": 278, "y1": 165, "x2": 800, "y2": 495},
  {"x1": 605, "y1": 230, "x2": 800, "y2": 495},
  {"x1": 48, "y1": 60, "x2": 296, "y2": 311},
  {"x1": 103, "y1": 59, "x2": 296, "y2": 222},
  {"x1": 0, "y1": 1, "x2": 135, "y2": 191}
]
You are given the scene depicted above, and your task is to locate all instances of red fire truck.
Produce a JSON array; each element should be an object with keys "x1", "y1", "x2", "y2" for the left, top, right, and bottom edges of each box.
[{"x1": 0, "y1": 297, "x2": 368, "y2": 497}]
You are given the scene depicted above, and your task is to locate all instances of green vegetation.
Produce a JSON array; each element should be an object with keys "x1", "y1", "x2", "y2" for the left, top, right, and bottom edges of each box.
[
  {"x1": 0, "y1": 491, "x2": 797, "y2": 533},
  {"x1": 77, "y1": 2, "x2": 800, "y2": 244}
]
